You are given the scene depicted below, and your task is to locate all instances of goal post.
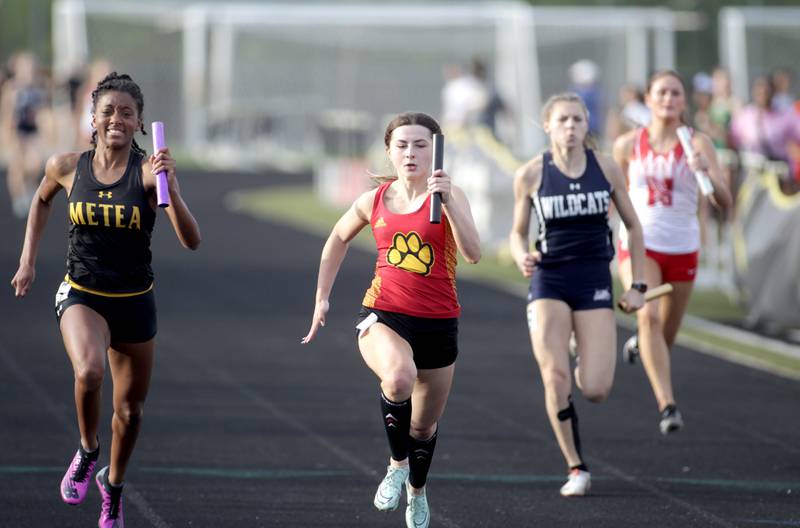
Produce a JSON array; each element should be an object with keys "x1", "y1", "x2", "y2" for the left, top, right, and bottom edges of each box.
[
  {"x1": 53, "y1": 1, "x2": 679, "y2": 161},
  {"x1": 719, "y1": 7, "x2": 800, "y2": 102}
]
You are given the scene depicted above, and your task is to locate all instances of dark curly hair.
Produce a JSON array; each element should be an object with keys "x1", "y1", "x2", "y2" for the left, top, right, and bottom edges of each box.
[{"x1": 90, "y1": 72, "x2": 147, "y2": 156}]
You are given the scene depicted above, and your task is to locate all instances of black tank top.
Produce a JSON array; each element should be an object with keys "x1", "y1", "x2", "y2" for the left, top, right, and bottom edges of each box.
[
  {"x1": 532, "y1": 150, "x2": 614, "y2": 266},
  {"x1": 66, "y1": 149, "x2": 156, "y2": 294}
]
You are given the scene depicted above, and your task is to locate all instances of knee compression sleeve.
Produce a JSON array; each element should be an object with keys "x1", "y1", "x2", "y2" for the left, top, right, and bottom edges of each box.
[
  {"x1": 408, "y1": 429, "x2": 438, "y2": 489},
  {"x1": 380, "y1": 392, "x2": 411, "y2": 461}
]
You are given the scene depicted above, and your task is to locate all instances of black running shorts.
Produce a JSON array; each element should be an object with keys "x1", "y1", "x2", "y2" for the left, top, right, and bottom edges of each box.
[
  {"x1": 356, "y1": 306, "x2": 458, "y2": 369},
  {"x1": 54, "y1": 281, "x2": 157, "y2": 344}
]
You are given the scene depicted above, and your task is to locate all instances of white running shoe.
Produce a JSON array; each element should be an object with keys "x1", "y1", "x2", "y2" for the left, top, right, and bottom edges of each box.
[
  {"x1": 659, "y1": 404, "x2": 684, "y2": 435},
  {"x1": 373, "y1": 465, "x2": 409, "y2": 511},
  {"x1": 405, "y1": 485, "x2": 430, "y2": 528},
  {"x1": 622, "y1": 334, "x2": 639, "y2": 364},
  {"x1": 560, "y1": 469, "x2": 591, "y2": 497}
]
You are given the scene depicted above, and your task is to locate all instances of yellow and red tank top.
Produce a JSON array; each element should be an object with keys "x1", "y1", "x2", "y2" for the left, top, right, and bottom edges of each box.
[{"x1": 362, "y1": 182, "x2": 460, "y2": 318}]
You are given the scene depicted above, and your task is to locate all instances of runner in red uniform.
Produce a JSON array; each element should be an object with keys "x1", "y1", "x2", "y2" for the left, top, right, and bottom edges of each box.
[
  {"x1": 302, "y1": 112, "x2": 480, "y2": 528},
  {"x1": 614, "y1": 70, "x2": 731, "y2": 435}
]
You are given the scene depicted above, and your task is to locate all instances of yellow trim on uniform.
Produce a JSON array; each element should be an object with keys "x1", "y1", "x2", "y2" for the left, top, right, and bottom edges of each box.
[{"x1": 65, "y1": 275, "x2": 153, "y2": 298}]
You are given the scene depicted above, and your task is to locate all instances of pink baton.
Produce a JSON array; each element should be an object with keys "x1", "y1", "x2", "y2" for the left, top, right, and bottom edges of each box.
[{"x1": 151, "y1": 121, "x2": 170, "y2": 208}]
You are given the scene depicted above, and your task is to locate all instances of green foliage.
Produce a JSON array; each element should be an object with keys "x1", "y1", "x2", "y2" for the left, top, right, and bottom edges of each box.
[
  {"x1": 523, "y1": 0, "x2": 800, "y2": 76},
  {"x1": 0, "y1": 0, "x2": 52, "y2": 65}
]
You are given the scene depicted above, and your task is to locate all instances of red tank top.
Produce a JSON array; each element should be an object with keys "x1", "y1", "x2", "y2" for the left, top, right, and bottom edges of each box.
[{"x1": 362, "y1": 182, "x2": 460, "y2": 318}]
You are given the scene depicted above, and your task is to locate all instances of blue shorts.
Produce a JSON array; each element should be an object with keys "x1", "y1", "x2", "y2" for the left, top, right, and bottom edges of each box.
[{"x1": 527, "y1": 259, "x2": 613, "y2": 311}]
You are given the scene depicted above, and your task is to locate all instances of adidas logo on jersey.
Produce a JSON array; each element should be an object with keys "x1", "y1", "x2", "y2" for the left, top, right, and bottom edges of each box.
[{"x1": 374, "y1": 217, "x2": 387, "y2": 228}]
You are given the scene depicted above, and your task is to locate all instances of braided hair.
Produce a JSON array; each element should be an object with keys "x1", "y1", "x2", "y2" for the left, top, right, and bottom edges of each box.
[{"x1": 90, "y1": 72, "x2": 147, "y2": 156}]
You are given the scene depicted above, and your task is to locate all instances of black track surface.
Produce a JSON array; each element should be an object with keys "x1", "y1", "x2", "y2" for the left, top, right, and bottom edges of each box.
[{"x1": 1, "y1": 168, "x2": 798, "y2": 528}]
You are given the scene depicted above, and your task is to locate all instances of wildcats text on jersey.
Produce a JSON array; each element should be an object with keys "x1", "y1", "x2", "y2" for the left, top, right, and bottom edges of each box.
[
  {"x1": 69, "y1": 201, "x2": 142, "y2": 230},
  {"x1": 537, "y1": 190, "x2": 610, "y2": 220}
]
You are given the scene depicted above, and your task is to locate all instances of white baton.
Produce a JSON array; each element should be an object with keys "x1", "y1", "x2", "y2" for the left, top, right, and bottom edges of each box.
[{"x1": 676, "y1": 126, "x2": 714, "y2": 196}]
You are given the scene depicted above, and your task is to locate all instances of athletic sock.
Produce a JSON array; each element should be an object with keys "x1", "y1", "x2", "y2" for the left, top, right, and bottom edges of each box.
[
  {"x1": 408, "y1": 429, "x2": 438, "y2": 489},
  {"x1": 79, "y1": 444, "x2": 99, "y2": 461},
  {"x1": 380, "y1": 392, "x2": 411, "y2": 462}
]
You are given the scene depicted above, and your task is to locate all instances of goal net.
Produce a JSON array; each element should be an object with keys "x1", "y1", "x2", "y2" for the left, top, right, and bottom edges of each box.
[
  {"x1": 54, "y1": 1, "x2": 679, "y2": 163},
  {"x1": 719, "y1": 7, "x2": 800, "y2": 104}
]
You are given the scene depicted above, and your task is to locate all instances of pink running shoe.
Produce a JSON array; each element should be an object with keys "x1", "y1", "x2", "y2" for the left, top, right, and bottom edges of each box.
[
  {"x1": 95, "y1": 466, "x2": 124, "y2": 528},
  {"x1": 60, "y1": 445, "x2": 99, "y2": 505}
]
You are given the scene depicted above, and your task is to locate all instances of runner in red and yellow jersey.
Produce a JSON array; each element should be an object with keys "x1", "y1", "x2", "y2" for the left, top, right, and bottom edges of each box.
[{"x1": 303, "y1": 112, "x2": 480, "y2": 528}]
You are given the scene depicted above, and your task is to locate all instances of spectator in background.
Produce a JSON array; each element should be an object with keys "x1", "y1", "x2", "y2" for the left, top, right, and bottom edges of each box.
[
  {"x1": 709, "y1": 67, "x2": 741, "y2": 151},
  {"x1": 471, "y1": 57, "x2": 513, "y2": 144},
  {"x1": 0, "y1": 51, "x2": 47, "y2": 217},
  {"x1": 74, "y1": 59, "x2": 113, "y2": 150},
  {"x1": 568, "y1": 60, "x2": 603, "y2": 138},
  {"x1": 605, "y1": 83, "x2": 650, "y2": 145},
  {"x1": 771, "y1": 68, "x2": 795, "y2": 113},
  {"x1": 0, "y1": 58, "x2": 10, "y2": 162},
  {"x1": 730, "y1": 76, "x2": 800, "y2": 172},
  {"x1": 795, "y1": 100, "x2": 800, "y2": 185},
  {"x1": 440, "y1": 61, "x2": 487, "y2": 129},
  {"x1": 690, "y1": 72, "x2": 720, "y2": 241},
  {"x1": 707, "y1": 67, "x2": 743, "y2": 204},
  {"x1": 691, "y1": 72, "x2": 714, "y2": 136}
]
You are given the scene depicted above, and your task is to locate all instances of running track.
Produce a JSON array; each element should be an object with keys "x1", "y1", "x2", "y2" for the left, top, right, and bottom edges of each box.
[{"x1": 0, "y1": 168, "x2": 797, "y2": 527}]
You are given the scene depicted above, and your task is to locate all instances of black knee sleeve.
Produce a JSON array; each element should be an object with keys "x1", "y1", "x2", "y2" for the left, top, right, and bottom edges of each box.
[
  {"x1": 408, "y1": 428, "x2": 438, "y2": 489},
  {"x1": 557, "y1": 396, "x2": 586, "y2": 468},
  {"x1": 380, "y1": 392, "x2": 411, "y2": 462}
]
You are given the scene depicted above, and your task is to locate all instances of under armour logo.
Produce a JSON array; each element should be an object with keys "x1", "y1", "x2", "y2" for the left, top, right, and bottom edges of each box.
[
  {"x1": 569, "y1": 183, "x2": 581, "y2": 191},
  {"x1": 98, "y1": 191, "x2": 113, "y2": 199},
  {"x1": 593, "y1": 288, "x2": 611, "y2": 301}
]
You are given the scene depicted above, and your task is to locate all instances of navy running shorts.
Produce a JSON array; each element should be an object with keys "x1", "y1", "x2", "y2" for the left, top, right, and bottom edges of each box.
[
  {"x1": 528, "y1": 259, "x2": 613, "y2": 311},
  {"x1": 54, "y1": 281, "x2": 157, "y2": 344},
  {"x1": 356, "y1": 307, "x2": 458, "y2": 369}
]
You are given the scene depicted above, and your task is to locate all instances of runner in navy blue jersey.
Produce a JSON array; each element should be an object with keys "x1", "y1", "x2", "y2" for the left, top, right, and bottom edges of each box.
[{"x1": 510, "y1": 92, "x2": 647, "y2": 496}]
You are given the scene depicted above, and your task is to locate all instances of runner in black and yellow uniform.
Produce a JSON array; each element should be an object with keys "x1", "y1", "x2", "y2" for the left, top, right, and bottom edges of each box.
[{"x1": 11, "y1": 72, "x2": 201, "y2": 528}]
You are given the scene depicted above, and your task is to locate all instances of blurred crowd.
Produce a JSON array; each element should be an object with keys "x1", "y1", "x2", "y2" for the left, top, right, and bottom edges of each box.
[
  {"x1": 3, "y1": 49, "x2": 799, "y2": 221},
  {"x1": 441, "y1": 56, "x2": 800, "y2": 203},
  {"x1": 0, "y1": 50, "x2": 111, "y2": 217},
  {"x1": 439, "y1": 57, "x2": 800, "y2": 295},
  {"x1": 608, "y1": 65, "x2": 800, "y2": 199}
]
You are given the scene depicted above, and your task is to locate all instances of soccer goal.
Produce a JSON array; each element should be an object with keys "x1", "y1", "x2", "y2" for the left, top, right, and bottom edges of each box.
[
  {"x1": 53, "y1": 1, "x2": 680, "y2": 164},
  {"x1": 719, "y1": 7, "x2": 800, "y2": 102}
]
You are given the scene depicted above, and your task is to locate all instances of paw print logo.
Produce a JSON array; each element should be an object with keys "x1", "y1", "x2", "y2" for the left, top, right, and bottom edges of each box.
[{"x1": 387, "y1": 232, "x2": 434, "y2": 275}]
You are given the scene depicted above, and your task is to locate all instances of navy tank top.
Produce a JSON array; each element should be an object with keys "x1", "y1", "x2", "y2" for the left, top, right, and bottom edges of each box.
[
  {"x1": 14, "y1": 85, "x2": 44, "y2": 135},
  {"x1": 66, "y1": 149, "x2": 156, "y2": 294},
  {"x1": 532, "y1": 149, "x2": 614, "y2": 266}
]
